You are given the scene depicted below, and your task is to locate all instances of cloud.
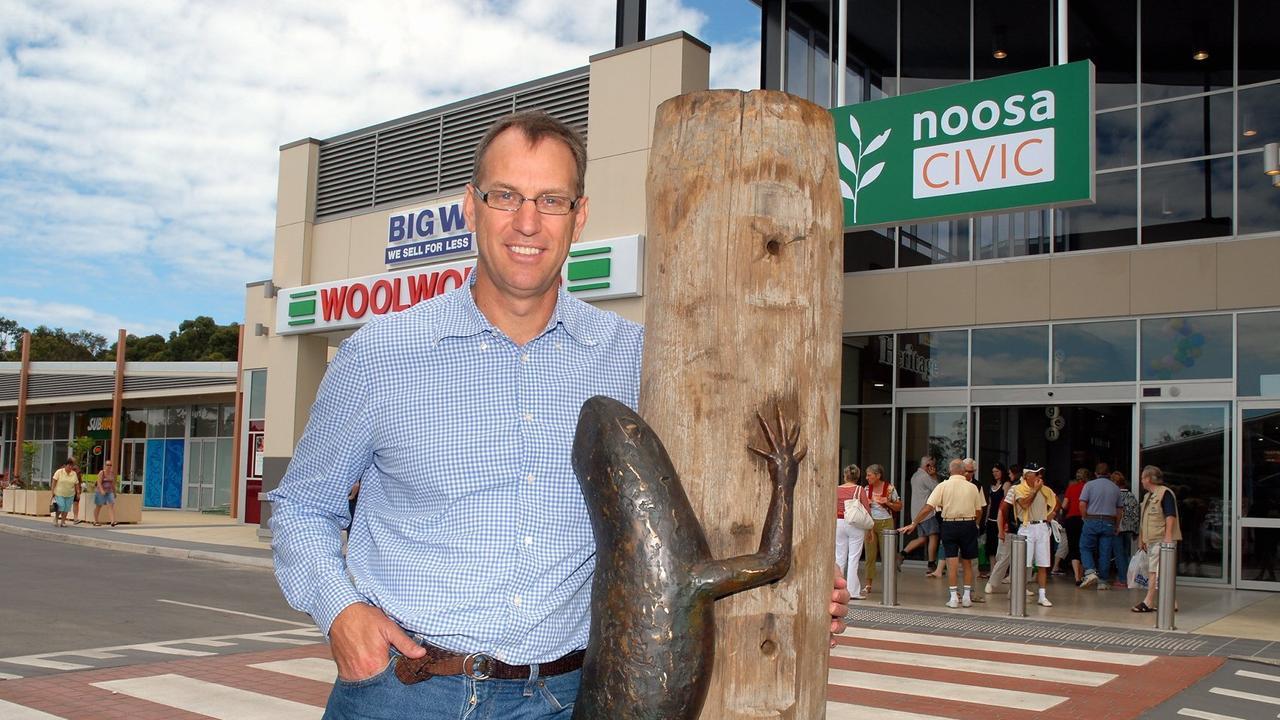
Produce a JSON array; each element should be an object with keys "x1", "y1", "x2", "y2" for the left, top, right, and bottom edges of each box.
[
  {"x1": 0, "y1": 295, "x2": 174, "y2": 340},
  {"x1": 0, "y1": 0, "x2": 759, "y2": 333}
]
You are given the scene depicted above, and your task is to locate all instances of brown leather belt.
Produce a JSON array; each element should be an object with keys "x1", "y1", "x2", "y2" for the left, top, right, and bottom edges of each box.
[
  {"x1": 394, "y1": 643, "x2": 585, "y2": 685},
  {"x1": 1085, "y1": 515, "x2": 1116, "y2": 521}
]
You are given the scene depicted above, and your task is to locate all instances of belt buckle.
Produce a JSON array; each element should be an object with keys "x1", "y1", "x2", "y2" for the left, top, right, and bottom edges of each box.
[{"x1": 463, "y1": 652, "x2": 493, "y2": 680}]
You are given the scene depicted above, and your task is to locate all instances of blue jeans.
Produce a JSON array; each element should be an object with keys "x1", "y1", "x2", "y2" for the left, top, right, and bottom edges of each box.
[
  {"x1": 1079, "y1": 519, "x2": 1116, "y2": 581},
  {"x1": 323, "y1": 652, "x2": 579, "y2": 720},
  {"x1": 1114, "y1": 532, "x2": 1134, "y2": 586}
]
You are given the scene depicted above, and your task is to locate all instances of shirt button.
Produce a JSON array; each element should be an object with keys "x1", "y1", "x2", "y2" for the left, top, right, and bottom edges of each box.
[
  {"x1": 525, "y1": 474, "x2": 535, "y2": 483},
  {"x1": 520, "y1": 353, "x2": 529, "y2": 363},
  {"x1": 512, "y1": 594, "x2": 522, "y2": 607},
  {"x1": 524, "y1": 536, "x2": 533, "y2": 545},
  {"x1": 522, "y1": 413, "x2": 534, "y2": 422},
  {"x1": 479, "y1": 342, "x2": 488, "y2": 351}
]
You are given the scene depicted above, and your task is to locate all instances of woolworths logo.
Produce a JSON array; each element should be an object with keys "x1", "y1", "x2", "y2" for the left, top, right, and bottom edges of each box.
[
  {"x1": 830, "y1": 60, "x2": 1095, "y2": 228},
  {"x1": 566, "y1": 245, "x2": 612, "y2": 293},
  {"x1": 287, "y1": 290, "x2": 317, "y2": 327}
]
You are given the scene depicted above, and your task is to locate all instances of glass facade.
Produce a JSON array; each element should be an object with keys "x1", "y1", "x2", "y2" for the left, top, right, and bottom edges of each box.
[{"x1": 774, "y1": 0, "x2": 1280, "y2": 271}]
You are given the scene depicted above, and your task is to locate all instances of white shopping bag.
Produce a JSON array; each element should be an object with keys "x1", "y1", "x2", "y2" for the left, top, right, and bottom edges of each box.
[{"x1": 1127, "y1": 548, "x2": 1150, "y2": 588}]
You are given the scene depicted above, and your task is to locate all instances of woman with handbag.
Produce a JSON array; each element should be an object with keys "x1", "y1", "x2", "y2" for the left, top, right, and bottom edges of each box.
[
  {"x1": 50, "y1": 458, "x2": 79, "y2": 528},
  {"x1": 836, "y1": 465, "x2": 872, "y2": 600},
  {"x1": 861, "y1": 464, "x2": 901, "y2": 597}
]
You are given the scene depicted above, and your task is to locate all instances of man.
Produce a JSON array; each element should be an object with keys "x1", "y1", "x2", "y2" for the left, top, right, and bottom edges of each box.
[
  {"x1": 899, "y1": 459, "x2": 985, "y2": 608},
  {"x1": 1077, "y1": 462, "x2": 1124, "y2": 590},
  {"x1": 1132, "y1": 465, "x2": 1182, "y2": 614},
  {"x1": 900, "y1": 456, "x2": 941, "y2": 574},
  {"x1": 268, "y1": 111, "x2": 848, "y2": 719},
  {"x1": 1013, "y1": 462, "x2": 1058, "y2": 607}
]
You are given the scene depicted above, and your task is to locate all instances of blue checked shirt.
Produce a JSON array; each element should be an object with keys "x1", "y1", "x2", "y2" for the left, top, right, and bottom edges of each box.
[{"x1": 268, "y1": 277, "x2": 643, "y2": 665}]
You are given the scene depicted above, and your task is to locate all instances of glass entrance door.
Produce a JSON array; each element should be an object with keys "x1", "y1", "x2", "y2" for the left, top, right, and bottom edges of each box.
[
  {"x1": 118, "y1": 439, "x2": 145, "y2": 495},
  {"x1": 185, "y1": 439, "x2": 217, "y2": 509},
  {"x1": 1139, "y1": 402, "x2": 1230, "y2": 583},
  {"x1": 1238, "y1": 404, "x2": 1280, "y2": 590}
]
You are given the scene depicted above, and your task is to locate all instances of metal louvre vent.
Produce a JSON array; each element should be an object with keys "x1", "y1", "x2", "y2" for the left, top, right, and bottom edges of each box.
[{"x1": 314, "y1": 70, "x2": 589, "y2": 220}]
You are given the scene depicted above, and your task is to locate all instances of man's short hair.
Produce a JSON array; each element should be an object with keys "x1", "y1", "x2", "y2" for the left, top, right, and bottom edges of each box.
[
  {"x1": 472, "y1": 110, "x2": 588, "y2": 197},
  {"x1": 948, "y1": 458, "x2": 965, "y2": 475},
  {"x1": 1141, "y1": 465, "x2": 1164, "y2": 484}
]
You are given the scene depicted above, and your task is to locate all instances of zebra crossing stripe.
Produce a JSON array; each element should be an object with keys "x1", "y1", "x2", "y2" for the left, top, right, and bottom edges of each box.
[
  {"x1": 0, "y1": 671, "x2": 24, "y2": 680},
  {"x1": 832, "y1": 645, "x2": 1117, "y2": 686},
  {"x1": 250, "y1": 658, "x2": 338, "y2": 684},
  {"x1": 847, "y1": 628, "x2": 1156, "y2": 666},
  {"x1": 1208, "y1": 686, "x2": 1280, "y2": 706},
  {"x1": 828, "y1": 668, "x2": 1067, "y2": 711},
  {"x1": 1177, "y1": 709, "x2": 1246, "y2": 720},
  {"x1": 1235, "y1": 669, "x2": 1280, "y2": 684},
  {"x1": 92, "y1": 674, "x2": 321, "y2": 719},
  {"x1": 825, "y1": 701, "x2": 958, "y2": 719},
  {"x1": 0, "y1": 698, "x2": 65, "y2": 718},
  {"x1": 0, "y1": 657, "x2": 92, "y2": 671}
]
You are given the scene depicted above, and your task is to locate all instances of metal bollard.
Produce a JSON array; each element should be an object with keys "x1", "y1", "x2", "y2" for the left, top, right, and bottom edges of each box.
[
  {"x1": 1009, "y1": 534, "x2": 1027, "y2": 617},
  {"x1": 880, "y1": 529, "x2": 899, "y2": 607},
  {"x1": 1156, "y1": 542, "x2": 1177, "y2": 630}
]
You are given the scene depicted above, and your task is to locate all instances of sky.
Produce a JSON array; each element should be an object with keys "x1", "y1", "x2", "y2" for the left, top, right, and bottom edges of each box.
[{"x1": 0, "y1": 0, "x2": 761, "y2": 342}]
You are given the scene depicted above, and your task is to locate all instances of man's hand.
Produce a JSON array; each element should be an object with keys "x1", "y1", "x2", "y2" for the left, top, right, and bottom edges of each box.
[
  {"x1": 897, "y1": 523, "x2": 917, "y2": 535},
  {"x1": 329, "y1": 602, "x2": 426, "y2": 682},
  {"x1": 830, "y1": 564, "x2": 850, "y2": 634}
]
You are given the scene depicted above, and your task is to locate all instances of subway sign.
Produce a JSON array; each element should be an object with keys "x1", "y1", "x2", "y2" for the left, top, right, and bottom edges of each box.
[
  {"x1": 831, "y1": 61, "x2": 1094, "y2": 228},
  {"x1": 385, "y1": 198, "x2": 474, "y2": 267},
  {"x1": 276, "y1": 235, "x2": 644, "y2": 336}
]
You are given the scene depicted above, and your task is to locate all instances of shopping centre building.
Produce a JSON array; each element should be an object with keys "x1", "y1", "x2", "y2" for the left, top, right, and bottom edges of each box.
[{"x1": 242, "y1": 1, "x2": 1279, "y2": 592}]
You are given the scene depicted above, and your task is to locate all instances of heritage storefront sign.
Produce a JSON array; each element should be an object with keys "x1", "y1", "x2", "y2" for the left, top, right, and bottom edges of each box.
[
  {"x1": 276, "y1": 235, "x2": 644, "y2": 336},
  {"x1": 830, "y1": 61, "x2": 1095, "y2": 228}
]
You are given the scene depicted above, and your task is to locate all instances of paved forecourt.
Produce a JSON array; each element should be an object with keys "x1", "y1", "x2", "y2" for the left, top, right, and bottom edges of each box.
[{"x1": 0, "y1": 627, "x2": 1226, "y2": 720}]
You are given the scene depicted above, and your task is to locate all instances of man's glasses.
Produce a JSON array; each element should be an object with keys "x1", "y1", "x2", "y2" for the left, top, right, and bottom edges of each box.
[{"x1": 473, "y1": 186, "x2": 581, "y2": 215}]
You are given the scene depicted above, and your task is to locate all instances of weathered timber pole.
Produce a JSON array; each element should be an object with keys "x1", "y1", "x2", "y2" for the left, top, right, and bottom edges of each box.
[{"x1": 641, "y1": 90, "x2": 843, "y2": 719}]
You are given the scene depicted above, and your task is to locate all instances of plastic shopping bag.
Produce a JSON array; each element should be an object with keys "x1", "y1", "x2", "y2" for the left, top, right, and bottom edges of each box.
[
  {"x1": 1052, "y1": 520, "x2": 1068, "y2": 560},
  {"x1": 1128, "y1": 548, "x2": 1150, "y2": 589}
]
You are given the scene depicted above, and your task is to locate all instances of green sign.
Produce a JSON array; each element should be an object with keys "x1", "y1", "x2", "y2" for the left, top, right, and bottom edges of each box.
[{"x1": 831, "y1": 61, "x2": 1095, "y2": 228}]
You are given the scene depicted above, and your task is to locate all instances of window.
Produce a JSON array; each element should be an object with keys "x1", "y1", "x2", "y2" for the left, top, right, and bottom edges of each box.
[
  {"x1": 898, "y1": 220, "x2": 970, "y2": 267},
  {"x1": 1238, "y1": 154, "x2": 1280, "y2": 236},
  {"x1": 973, "y1": 0, "x2": 1050, "y2": 80},
  {"x1": 1140, "y1": 93, "x2": 1232, "y2": 164},
  {"x1": 1239, "y1": 0, "x2": 1280, "y2": 86},
  {"x1": 974, "y1": 210, "x2": 1049, "y2": 260},
  {"x1": 1055, "y1": 170, "x2": 1137, "y2": 251},
  {"x1": 248, "y1": 369, "x2": 267, "y2": 419},
  {"x1": 972, "y1": 326, "x2": 1049, "y2": 385},
  {"x1": 1238, "y1": 312, "x2": 1280, "y2": 397},
  {"x1": 1053, "y1": 320, "x2": 1136, "y2": 383},
  {"x1": 1069, "y1": 0, "x2": 1136, "y2": 109},
  {"x1": 895, "y1": 331, "x2": 969, "y2": 389},
  {"x1": 839, "y1": 408, "x2": 894, "y2": 475},
  {"x1": 1140, "y1": 0, "x2": 1231, "y2": 102},
  {"x1": 842, "y1": 335, "x2": 893, "y2": 404},
  {"x1": 899, "y1": 2, "x2": 969, "y2": 96},
  {"x1": 843, "y1": 0, "x2": 897, "y2": 101},
  {"x1": 1140, "y1": 315, "x2": 1233, "y2": 381},
  {"x1": 1096, "y1": 109, "x2": 1137, "y2": 171},
  {"x1": 1140, "y1": 158, "x2": 1233, "y2": 244}
]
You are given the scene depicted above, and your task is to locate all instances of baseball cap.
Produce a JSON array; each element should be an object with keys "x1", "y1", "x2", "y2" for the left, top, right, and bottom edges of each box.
[{"x1": 1022, "y1": 461, "x2": 1044, "y2": 474}]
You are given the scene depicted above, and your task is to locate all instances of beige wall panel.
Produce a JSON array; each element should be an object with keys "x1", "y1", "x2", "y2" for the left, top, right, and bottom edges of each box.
[
  {"x1": 843, "y1": 272, "x2": 908, "y2": 333},
  {"x1": 906, "y1": 266, "x2": 976, "y2": 329},
  {"x1": 1217, "y1": 235, "x2": 1280, "y2": 310},
  {"x1": 347, "y1": 210, "x2": 393, "y2": 278},
  {"x1": 975, "y1": 259, "x2": 1051, "y2": 324},
  {"x1": 647, "y1": 38, "x2": 710, "y2": 147},
  {"x1": 1050, "y1": 250, "x2": 1130, "y2": 319},
  {"x1": 309, "y1": 219, "x2": 352, "y2": 283},
  {"x1": 276, "y1": 142, "x2": 318, "y2": 227},
  {"x1": 595, "y1": 296, "x2": 646, "y2": 325},
  {"x1": 587, "y1": 47, "x2": 652, "y2": 161},
  {"x1": 1130, "y1": 243, "x2": 1217, "y2": 315},
  {"x1": 582, "y1": 150, "x2": 648, "y2": 242},
  {"x1": 240, "y1": 288, "x2": 274, "y2": 369},
  {"x1": 264, "y1": 333, "x2": 329, "y2": 456},
  {"x1": 273, "y1": 222, "x2": 312, "y2": 288}
]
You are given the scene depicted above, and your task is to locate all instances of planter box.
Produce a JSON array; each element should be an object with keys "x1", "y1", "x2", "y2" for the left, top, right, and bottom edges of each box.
[
  {"x1": 2, "y1": 487, "x2": 14, "y2": 513},
  {"x1": 75, "y1": 491, "x2": 142, "y2": 525},
  {"x1": 16, "y1": 489, "x2": 53, "y2": 516}
]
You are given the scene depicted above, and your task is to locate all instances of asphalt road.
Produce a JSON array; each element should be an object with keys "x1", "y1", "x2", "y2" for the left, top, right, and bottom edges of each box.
[{"x1": 0, "y1": 532, "x2": 311, "y2": 658}]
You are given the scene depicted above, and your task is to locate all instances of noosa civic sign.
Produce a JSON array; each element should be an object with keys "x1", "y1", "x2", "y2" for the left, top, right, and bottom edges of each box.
[{"x1": 831, "y1": 61, "x2": 1094, "y2": 228}]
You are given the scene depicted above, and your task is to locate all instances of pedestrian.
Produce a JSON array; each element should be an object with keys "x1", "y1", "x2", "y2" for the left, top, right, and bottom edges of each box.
[
  {"x1": 1057, "y1": 467, "x2": 1088, "y2": 583},
  {"x1": 901, "y1": 456, "x2": 941, "y2": 575},
  {"x1": 836, "y1": 465, "x2": 869, "y2": 599},
  {"x1": 1132, "y1": 465, "x2": 1182, "y2": 614},
  {"x1": 1077, "y1": 462, "x2": 1124, "y2": 590},
  {"x1": 94, "y1": 459, "x2": 118, "y2": 527},
  {"x1": 860, "y1": 463, "x2": 900, "y2": 597},
  {"x1": 1013, "y1": 462, "x2": 1059, "y2": 607},
  {"x1": 51, "y1": 458, "x2": 79, "y2": 528},
  {"x1": 899, "y1": 459, "x2": 986, "y2": 608},
  {"x1": 267, "y1": 111, "x2": 849, "y2": 718},
  {"x1": 982, "y1": 463, "x2": 1010, "y2": 577},
  {"x1": 1113, "y1": 470, "x2": 1139, "y2": 588},
  {"x1": 984, "y1": 464, "x2": 1023, "y2": 596}
]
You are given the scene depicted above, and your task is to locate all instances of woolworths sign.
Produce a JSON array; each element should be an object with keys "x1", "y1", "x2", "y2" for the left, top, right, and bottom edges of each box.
[{"x1": 831, "y1": 61, "x2": 1095, "y2": 228}]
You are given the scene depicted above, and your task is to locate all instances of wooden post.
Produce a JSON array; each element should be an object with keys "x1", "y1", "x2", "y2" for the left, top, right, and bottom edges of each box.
[
  {"x1": 109, "y1": 330, "x2": 126, "y2": 468},
  {"x1": 641, "y1": 90, "x2": 843, "y2": 718}
]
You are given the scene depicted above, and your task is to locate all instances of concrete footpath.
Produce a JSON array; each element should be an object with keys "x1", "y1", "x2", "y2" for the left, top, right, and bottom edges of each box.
[{"x1": 3, "y1": 509, "x2": 1277, "y2": 649}]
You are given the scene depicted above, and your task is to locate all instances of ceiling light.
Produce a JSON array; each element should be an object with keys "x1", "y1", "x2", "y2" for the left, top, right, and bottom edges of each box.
[
  {"x1": 1243, "y1": 128, "x2": 1258, "y2": 137},
  {"x1": 1192, "y1": 49, "x2": 1209, "y2": 61},
  {"x1": 1265, "y1": 143, "x2": 1280, "y2": 176},
  {"x1": 993, "y1": 48, "x2": 1007, "y2": 60},
  {"x1": 873, "y1": 382, "x2": 886, "y2": 388},
  {"x1": 992, "y1": 27, "x2": 1008, "y2": 61},
  {"x1": 1242, "y1": 115, "x2": 1257, "y2": 137}
]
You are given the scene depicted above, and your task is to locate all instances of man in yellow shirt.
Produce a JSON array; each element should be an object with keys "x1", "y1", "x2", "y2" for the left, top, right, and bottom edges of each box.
[
  {"x1": 900, "y1": 459, "x2": 986, "y2": 608},
  {"x1": 1013, "y1": 462, "x2": 1059, "y2": 607},
  {"x1": 50, "y1": 458, "x2": 80, "y2": 528}
]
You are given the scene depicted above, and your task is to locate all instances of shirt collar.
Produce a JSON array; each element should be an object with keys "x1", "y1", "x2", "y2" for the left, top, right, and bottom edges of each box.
[{"x1": 429, "y1": 272, "x2": 598, "y2": 347}]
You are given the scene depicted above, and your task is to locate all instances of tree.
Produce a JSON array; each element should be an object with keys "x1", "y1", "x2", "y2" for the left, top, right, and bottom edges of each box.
[
  {"x1": 0, "y1": 317, "x2": 23, "y2": 354},
  {"x1": 25, "y1": 326, "x2": 108, "y2": 361}
]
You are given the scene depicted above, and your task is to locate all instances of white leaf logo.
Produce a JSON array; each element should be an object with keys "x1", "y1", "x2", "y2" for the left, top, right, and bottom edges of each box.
[
  {"x1": 857, "y1": 161, "x2": 885, "y2": 190},
  {"x1": 838, "y1": 116, "x2": 892, "y2": 224}
]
